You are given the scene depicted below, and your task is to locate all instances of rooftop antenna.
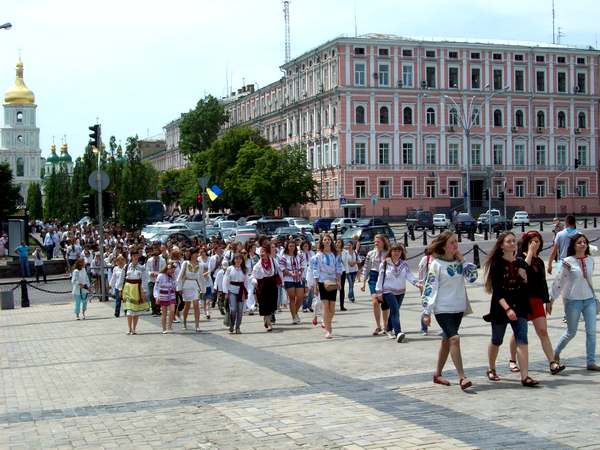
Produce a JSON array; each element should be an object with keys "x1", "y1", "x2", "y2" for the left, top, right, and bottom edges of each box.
[
  {"x1": 557, "y1": 27, "x2": 565, "y2": 44},
  {"x1": 283, "y1": 0, "x2": 291, "y2": 63},
  {"x1": 552, "y1": 0, "x2": 556, "y2": 44},
  {"x1": 354, "y1": 1, "x2": 358, "y2": 37}
]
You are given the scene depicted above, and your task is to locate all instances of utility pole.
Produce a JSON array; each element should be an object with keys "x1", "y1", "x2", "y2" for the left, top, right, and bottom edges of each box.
[
  {"x1": 89, "y1": 124, "x2": 106, "y2": 302},
  {"x1": 283, "y1": 1, "x2": 291, "y2": 63},
  {"x1": 552, "y1": 0, "x2": 556, "y2": 44}
]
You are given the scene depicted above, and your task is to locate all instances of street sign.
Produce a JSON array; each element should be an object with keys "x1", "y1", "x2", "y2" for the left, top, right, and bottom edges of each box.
[
  {"x1": 370, "y1": 193, "x2": 377, "y2": 206},
  {"x1": 197, "y1": 176, "x2": 209, "y2": 189},
  {"x1": 88, "y1": 170, "x2": 110, "y2": 191},
  {"x1": 339, "y1": 197, "x2": 347, "y2": 205}
]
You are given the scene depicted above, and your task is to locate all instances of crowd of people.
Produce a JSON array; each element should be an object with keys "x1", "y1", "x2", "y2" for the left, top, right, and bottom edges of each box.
[{"x1": 30, "y1": 214, "x2": 600, "y2": 391}]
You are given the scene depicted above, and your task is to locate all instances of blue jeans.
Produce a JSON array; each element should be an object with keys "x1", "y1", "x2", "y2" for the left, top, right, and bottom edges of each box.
[
  {"x1": 555, "y1": 297, "x2": 597, "y2": 366},
  {"x1": 491, "y1": 317, "x2": 529, "y2": 346},
  {"x1": 114, "y1": 290, "x2": 122, "y2": 317},
  {"x1": 19, "y1": 257, "x2": 30, "y2": 277},
  {"x1": 303, "y1": 289, "x2": 314, "y2": 310},
  {"x1": 74, "y1": 293, "x2": 88, "y2": 316},
  {"x1": 228, "y1": 292, "x2": 243, "y2": 330},
  {"x1": 346, "y1": 271, "x2": 357, "y2": 301},
  {"x1": 383, "y1": 293, "x2": 405, "y2": 335}
]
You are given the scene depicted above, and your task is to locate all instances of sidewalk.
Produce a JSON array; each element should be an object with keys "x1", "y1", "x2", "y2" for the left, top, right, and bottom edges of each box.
[{"x1": 1, "y1": 269, "x2": 599, "y2": 449}]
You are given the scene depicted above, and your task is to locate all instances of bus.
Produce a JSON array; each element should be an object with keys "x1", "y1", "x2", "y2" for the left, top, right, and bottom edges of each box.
[{"x1": 143, "y1": 200, "x2": 165, "y2": 224}]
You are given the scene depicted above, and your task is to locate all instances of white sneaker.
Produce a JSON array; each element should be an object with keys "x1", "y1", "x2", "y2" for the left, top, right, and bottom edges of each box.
[
  {"x1": 396, "y1": 332, "x2": 406, "y2": 343},
  {"x1": 172, "y1": 317, "x2": 180, "y2": 323},
  {"x1": 387, "y1": 332, "x2": 396, "y2": 339},
  {"x1": 295, "y1": 315, "x2": 302, "y2": 324},
  {"x1": 325, "y1": 331, "x2": 333, "y2": 339}
]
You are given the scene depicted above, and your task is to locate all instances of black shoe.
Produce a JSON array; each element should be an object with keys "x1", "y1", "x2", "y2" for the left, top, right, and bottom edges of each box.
[
  {"x1": 308, "y1": 308, "x2": 314, "y2": 312},
  {"x1": 340, "y1": 307, "x2": 347, "y2": 311}
]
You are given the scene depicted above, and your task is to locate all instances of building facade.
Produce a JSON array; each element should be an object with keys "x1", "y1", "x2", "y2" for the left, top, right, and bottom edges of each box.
[
  {"x1": 139, "y1": 137, "x2": 168, "y2": 171},
  {"x1": 223, "y1": 34, "x2": 600, "y2": 218},
  {"x1": 1, "y1": 59, "x2": 43, "y2": 201}
]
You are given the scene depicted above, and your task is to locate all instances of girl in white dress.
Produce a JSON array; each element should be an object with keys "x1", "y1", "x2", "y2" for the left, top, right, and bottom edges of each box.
[{"x1": 178, "y1": 247, "x2": 203, "y2": 332}]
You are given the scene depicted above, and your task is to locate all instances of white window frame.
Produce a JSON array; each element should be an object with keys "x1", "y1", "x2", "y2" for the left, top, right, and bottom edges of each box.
[
  {"x1": 354, "y1": 61, "x2": 366, "y2": 86},
  {"x1": 401, "y1": 64, "x2": 413, "y2": 88},
  {"x1": 425, "y1": 142, "x2": 437, "y2": 165},
  {"x1": 535, "y1": 178, "x2": 548, "y2": 197},
  {"x1": 378, "y1": 178, "x2": 392, "y2": 199},
  {"x1": 447, "y1": 178, "x2": 461, "y2": 198},
  {"x1": 401, "y1": 178, "x2": 414, "y2": 198},
  {"x1": 448, "y1": 142, "x2": 460, "y2": 166},
  {"x1": 378, "y1": 141, "x2": 390, "y2": 165},
  {"x1": 354, "y1": 141, "x2": 367, "y2": 165},
  {"x1": 514, "y1": 142, "x2": 526, "y2": 166},
  {"x1": 535, "y1": 143, "x2": 547, "y2": 166},
  {"x1": 514, "y1": 179, "x2": 526, "y2": 197},
  {"x1": 402, "y1": 141, "x2": 414, "y2": 165},
  {"x1": 378, "y1": 63, "x2": 390, "y2": 87},
  {"x1": 354, "y1": 178, "x2": 367, "y2": 198}
]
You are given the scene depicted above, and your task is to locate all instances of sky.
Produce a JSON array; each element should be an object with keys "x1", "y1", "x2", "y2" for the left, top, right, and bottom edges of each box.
[{"x1": 0, "y1": 0, "x2": 599, "y2": 159}]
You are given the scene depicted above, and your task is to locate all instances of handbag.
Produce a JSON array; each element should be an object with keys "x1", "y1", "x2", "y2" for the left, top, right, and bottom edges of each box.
[
  {"x1": 323, "y1": 280, "x2": 338, "y2": 292},
  {"x1": 581, "y1": 267, "x2": 599, "y2": 316}
]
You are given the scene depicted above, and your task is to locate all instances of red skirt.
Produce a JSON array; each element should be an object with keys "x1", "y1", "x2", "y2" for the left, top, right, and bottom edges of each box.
[{"x1": 527, "y1": 297, "x2": 546, "y2": 320}]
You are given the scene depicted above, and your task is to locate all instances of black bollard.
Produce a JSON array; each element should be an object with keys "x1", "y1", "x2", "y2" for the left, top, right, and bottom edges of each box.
[
  {"x1": 521, "y1": 223, "x2": 525, "y2": 233},
  {"x1": 404, "y1": 232, "x2": 409, "y2": 248},
  {"x1": 423, "y1": 231, "x2": 428, "y2": 246},
  {"x1": 484, "y1": 228, "x2": 488, "y2": 240},
  {"x1": 20, "y1": 279, "x2": 30, "y2": 308},
  {"x1": 496, "y1": 229, "x2": 500, "y2": 239},
  {"x1": 539, "y1": 221, "x2": 543, "y2": 232},
  {"x1": 473, "y1": 244, "x2": 480, "y2": 268},
  {"x1": 410, "y1": 228, "x2": 415, "y2": 241},
  {"x1": 470, "y1": 230, "x2": 475, "y2": 241},
  {"x1": 595, "y1": 217, "x2": 597, "y2": 228},
  {"x1": 458, "y1": 230, "x2": 462, "y2": 242},
  {"x1": 584, "y1": 218, "x2": 588, "y2": 229}
]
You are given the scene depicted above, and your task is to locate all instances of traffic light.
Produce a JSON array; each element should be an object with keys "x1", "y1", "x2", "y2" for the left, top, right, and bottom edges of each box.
[
  {"x1": 556, "y1": 190, "x2": 562, "y2": 199},
  {"x1": 102, "y1": 192, "x2": 113, "y2": 219},
  {"x1": 484, "y1": 189, "x2": 489, "y2": 201},
  {"x1": 499, "y1": 191, "x2": 504, "y2": 201},
  {"x1": 82, "y1": 194, "x2": 96, "y2": 218},
  {"x1": 196, "y1": 192, "x2": 203, "y2": 208},
  {"x1": 574, "y1": 158, "x2": 580, "y2": 169},
  {"x1": 88, "y1": 124, "x2": 101, "y2": 149}
]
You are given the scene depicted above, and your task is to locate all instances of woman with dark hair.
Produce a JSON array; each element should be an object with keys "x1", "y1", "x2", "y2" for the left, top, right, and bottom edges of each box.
[
  {"x1": 122, "y1": 247, "x2": 149, "y2": 335},
  {"x1": 253, "y1": 245, "x2": 283, "y2": 332},
  {"x1": 279, "y1": 239, "x2": 305, "y2": 324},
  {"x1": 483, "y1": 232, "x2": 538, "y2": 386},
  {"x1": 422, "y1": 231, "x2": 477, "y2": 390},
  {"x1": 335, "y1": 239, "x2": 347, "y2": 311},
  {"x1": 508, "y1": 231, "x2": 565, "y2": 374},
  {"x1": 223, "y1": 253, "x2": 248, "y2": 334},
  {"x1": 300, "y1": 240, "x2": 315, "y2": 313},
  {"x1": 361, "y1": 234, "x2": 391, "y2": 336},
  {"x1": 376, "y1": 243, "x2": 420, "y2": 343},
  {"x1": 71, "y1": 258, "x2": 90, "y2": 320},
  {"x1": 342, "y1": 240, "x2": 359, "y2": 304},
  {"x1": 177, "y1": 247, "x2": 202, "y2": 333},
  {"x1": 311, "y1": 234, "x2": 343, "y2": 339},
  {"x1": 552, "y1": 233, "x2": 599, "y2": 371}
]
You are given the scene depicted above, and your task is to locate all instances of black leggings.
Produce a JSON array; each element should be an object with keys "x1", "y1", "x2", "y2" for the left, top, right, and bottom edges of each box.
[{"x1": 339, "y1": 272, "x2": 346, "y2": 308}]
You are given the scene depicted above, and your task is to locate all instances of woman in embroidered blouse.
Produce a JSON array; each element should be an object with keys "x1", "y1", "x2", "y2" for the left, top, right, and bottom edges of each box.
[
  {"x1": 422, "y1": 231, "x2": 477, "y2": 391},
  {"x1": 361, "y1": 234, "x2": 390, "y2": 336},
  {"x1": 335, "y1": 239, "x2": 348, "y2": 311},
  {"x1": 552, "y1": 233, "x2": 600, "y2": 371},
  {"x1": 311, "y1": 234, "x2": 343, "y2": 339},
  {"x1": 376, "y1": 243, "x2": 420, "y2": 343},
  {"x1": 253, "y1": 245, "x2": 283, "y2": 332},
  {"x1": 223, "y1": 253, "x2": 248, "y2": 334},
  {"x1": 154, "y1": 263, "x2": 177, "y2": 334},
  {"x1": 178, "y1": 247, "x2": 203, "y2": 332},
  {"x1": 280, "y1": 239, "x2": 305, "y2": 324},
  {"x1": 508, "y1": 231, "x2": 565, "y2": 375},
  {"x1": 483, "y1": 232, "x2": 538, "y2": 387},
  {"x1": 122, "y1": 247, "x2": 149, "y2": 335},
  {"x1": 109, "y1": 255, "x2": 126, "y2": 318},
  {"x1": 300, "y1": 240, "x2": 315, "y2": 313},
  {"x1": 170, "y1": 247, "x2": 184, "y2": 323}
]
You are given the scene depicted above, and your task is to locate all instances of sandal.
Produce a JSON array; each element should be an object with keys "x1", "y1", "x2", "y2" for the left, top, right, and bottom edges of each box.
[
  {"x1": 549, "y1": 360, "x2": 566, "y2": 375},
  {"x1": 486, "y1": 369, "x2": 500, "y2": 381},
  {"x1": 433, "y1": 374, "x2": 450, "y2": 386},
  {"x1": 372, "y1": 327, "x2": 382, "y2": 336},
  {"x1": 509, "y1": 360, "x2": 520, "y2": 373},
  {"x1": 459, "y1": 378, "x2": 473, "y2": 391},
  {"x1": 521, "y1": 376, "x2": 539, "y2": 387}
]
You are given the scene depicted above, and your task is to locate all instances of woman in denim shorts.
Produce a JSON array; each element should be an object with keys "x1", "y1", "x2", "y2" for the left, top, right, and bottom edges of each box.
[{"x1": 483, "y1": 232, "x2": 538, "y2": 387}]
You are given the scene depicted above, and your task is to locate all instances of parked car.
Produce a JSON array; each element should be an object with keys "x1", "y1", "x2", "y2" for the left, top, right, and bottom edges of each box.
[
  {"x1": 406, "y1": 209, "x2": 434, "y2": 231},
  {"x1": 256, "y1": 219, "x2": 291, "y2": 237},
  {"x1": 355, "y1": 217, "x2": 387, "y2": 227},
  {"x1": 489, "y1": 215, "x2": 513, "y2": 232},
  {"x1": 217, "y1": 220, "x2": 237, "y2": 230},
  {"x1": 452, "y1": 213, "x2": 477, "y2": 234},
  {"x1": 285, "y1": 217, "x2": 312, "y2": 232},
  {"x1": 341, "y1": 225, "x2": 396, "y2": 257},
  {"x1": 232, "y1": 226, "x2": 258, "y2": 244},
  {"x1": 329, "y1": 217, "x2": 359, "y2": 233},
  {"x1": 141, "y1": 223, "x2": 189, "y2": 241},
  {"x1": 313, "y1": 217, "x2": 335, "y2": 233},
  {"x1": 273, "y1": 226, "x2": 302, "y2": 241},
  {"x1": 512, "y1": 211, "x2": 530, "y2": 226},
  {"x1": 154, "y1": 229, "x2": 198, "y2": 246},
  {"x1": 433, "y1": 213, "x2": 450, "y2": 230},
  {"x1": 204, "y1": 226, "x2": 223, "y2": 241}
]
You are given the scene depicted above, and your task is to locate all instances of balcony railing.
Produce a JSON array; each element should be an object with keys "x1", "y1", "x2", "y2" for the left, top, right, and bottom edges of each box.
[{"x1": 337, "y1": 163, "x2": 596, "y2": 172}]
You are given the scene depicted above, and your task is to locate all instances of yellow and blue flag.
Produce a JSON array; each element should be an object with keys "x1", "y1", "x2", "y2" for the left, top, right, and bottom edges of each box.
[{"x1": 206, "y1": 184, "x2": 223, "y2": 201}]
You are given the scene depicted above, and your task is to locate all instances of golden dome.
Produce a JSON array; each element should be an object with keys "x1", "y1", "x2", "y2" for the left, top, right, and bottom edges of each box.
[{"x1": 4, "y1": 59, "x2": 35, "y2": 105}]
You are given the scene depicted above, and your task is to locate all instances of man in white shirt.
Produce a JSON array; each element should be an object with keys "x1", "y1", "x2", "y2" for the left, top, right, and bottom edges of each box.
[{"x1": 43, "y1": 231, "x2": 54, "y2": 260}]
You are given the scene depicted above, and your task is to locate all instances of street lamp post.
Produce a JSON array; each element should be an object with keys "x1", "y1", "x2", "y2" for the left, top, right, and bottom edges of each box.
[{"x1": 444, "y1": 85, "x2": 508, "y2": 216}]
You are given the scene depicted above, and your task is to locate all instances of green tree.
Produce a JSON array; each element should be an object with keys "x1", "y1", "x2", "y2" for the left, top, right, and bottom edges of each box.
[
  {"x1": 277, "y1": 145, "x2": 318, "y2": 215},
  {"x1": 0, "y1": 162, "x2": 20, "y2": 220},
  {"x1": 118, "y1": 136, "x2": 158, "y2": 229},
  {"x1": 43, "y1": 167, "x2": 59, "y2": 220},
  {"x1": 26, "y1": 182, "x2": 43, "y2": 220},
  {"x1": 179, "y1": 95, "x2": 229, "y2": 158},
  {"x1": 158, "y1": 166, "x2": 198, "y2": 212}
]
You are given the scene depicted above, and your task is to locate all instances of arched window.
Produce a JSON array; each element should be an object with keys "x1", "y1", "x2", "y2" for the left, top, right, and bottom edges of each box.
[
  {"x1": 557, "y1": 111, "x2": 566, "y2": 128},
  {"x1": 16, "y1": 157, "x2": 24, "y2": 177},
  {"x1": 356, "y1": 105, "x2": 365, "y2": 124},
  {"x1": 403, "y1": 107, "x2": 412, "y2": 125},
  {"x1": 426, "y1": 107, "x2": 436, "y2": 125},
  {"x1": 536, "y1": 111, "x2": 545, "y2": 128},
  {"x1": 515, "y1": 110, "x2": 524, "y2": 128},
  {"x1": 379, "y1": 106, "x2": 389, "y2": 124},
  {"x1": 448, "y1": 108, "x2": 458, "y2": 126},
  {"x1": 16, "y1": 111, "x2": 23, "y2": 123},
  {"x1": 17, "y1": 135, "x2": 23, "y2": 143},
  {"x1": 493, "y1": 109, "x2": 503, "y2": 127},
  {"x1": 578, "y1": 111, "x2": 586, "y2": 129}
]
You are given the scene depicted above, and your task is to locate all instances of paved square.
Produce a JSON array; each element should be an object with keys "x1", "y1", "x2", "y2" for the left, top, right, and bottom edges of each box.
[{"x1": 1, "y1": 261, "x2": 599, "y2": 450}]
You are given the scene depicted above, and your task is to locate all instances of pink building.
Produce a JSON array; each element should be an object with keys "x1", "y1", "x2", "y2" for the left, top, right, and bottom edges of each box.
[{"x1": 223, "y1": 34, "x2": 600, "y2": 218}]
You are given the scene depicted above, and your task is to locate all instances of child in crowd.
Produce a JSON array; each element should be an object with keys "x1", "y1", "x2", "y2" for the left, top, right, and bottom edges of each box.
[{"x1": 213, "y1": 260, "x2": 228, "y2": 315}]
